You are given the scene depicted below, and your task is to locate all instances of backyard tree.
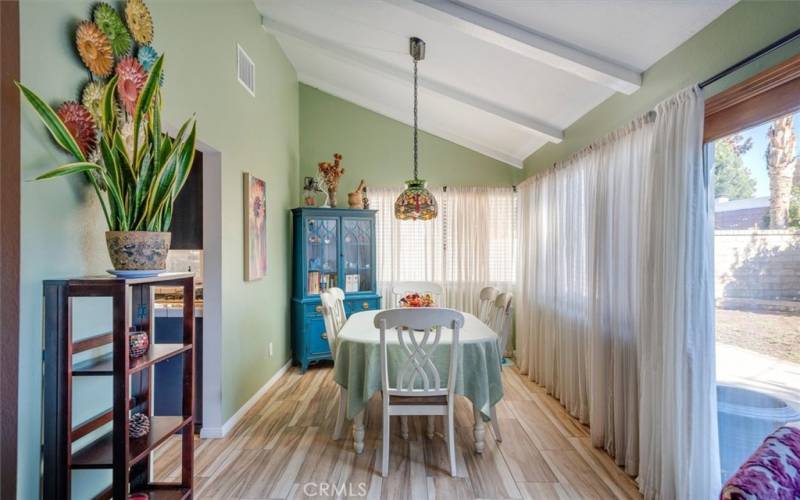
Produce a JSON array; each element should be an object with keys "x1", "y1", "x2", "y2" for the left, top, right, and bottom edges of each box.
[
  {"x1": 714, "y1": 134, "x2": 756, "y2": 200},
  {"x1": 766, "y1": 114, "x2": 797, "y2": 228}
]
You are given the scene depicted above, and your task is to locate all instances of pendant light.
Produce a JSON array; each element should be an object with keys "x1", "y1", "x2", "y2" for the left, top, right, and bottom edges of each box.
[{"x1": 395, "y1": 37, "x2": 438, "y2": 221}]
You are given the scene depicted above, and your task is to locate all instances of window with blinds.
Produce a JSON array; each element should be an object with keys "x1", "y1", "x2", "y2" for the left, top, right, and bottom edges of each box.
[
  {"x1": 373, "y1": 186, "x2": 517, "y2": 292},
  {"x1": 486, "y1": 192, "x2": 518, "y2": 283}
]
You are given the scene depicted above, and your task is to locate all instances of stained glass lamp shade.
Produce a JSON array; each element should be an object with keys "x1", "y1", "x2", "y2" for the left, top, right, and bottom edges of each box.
[
  {"x1": 395, "y1": 37, "x2": 438, "y2": 221},
  {"x1": 395, "y1": 179, "x2": 437, "y2": 220}
]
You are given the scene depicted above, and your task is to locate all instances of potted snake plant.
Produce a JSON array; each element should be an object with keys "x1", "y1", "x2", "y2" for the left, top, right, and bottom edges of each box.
[{"x1": 18, "y1": 55, "x2": 197, "y2": 274}]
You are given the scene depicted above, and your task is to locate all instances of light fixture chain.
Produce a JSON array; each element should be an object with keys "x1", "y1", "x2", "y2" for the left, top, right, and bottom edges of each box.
[{"x1": 413, "y1": 58, "x2": 419, "y2": 181}]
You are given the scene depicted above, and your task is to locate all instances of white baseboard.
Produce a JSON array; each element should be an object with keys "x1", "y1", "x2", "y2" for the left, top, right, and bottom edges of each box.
[
  {"x1": 199, "y1": 426, "x2": 224, "y2": 439},
  {"x1": 200, "y1": 360, "x2": 291, "y2": 439}
]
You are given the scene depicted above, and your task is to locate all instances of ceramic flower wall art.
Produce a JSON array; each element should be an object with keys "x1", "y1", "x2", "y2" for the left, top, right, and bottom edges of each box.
[
  {"x1": 70, "y1": 1, "x2": 162, "y2": 127},
  {"x1": 94, "y1": 3, "x2": 133, "y2": 57},
  {"x1": 81, "y1": 81, "x2": 106, "y2": 124},
  {"x1": 75, "y1": 21, "x2": 115, "y2": 77},
  {"x1": 126, "y1": 0, "x2": 154, "y2": 45},
  {"x1": 119, "y1": 116, "x2": 145, "y2": 160},
  {"x1": 56, "y1": 102, "x2": 97, "y2": 157},
  {"x1": 138, "y1": 45, "x2": 164, "y2": 85},
  {"x1": 116, "y1": 56, "x2": 148, "y2": 115},
  {"x1": 19, "y1": 0, "x2": 198, "y2": 247}
]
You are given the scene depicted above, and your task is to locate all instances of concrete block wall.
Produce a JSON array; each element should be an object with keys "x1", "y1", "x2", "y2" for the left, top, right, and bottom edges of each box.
[{"x1": 715, "y1": 230, "x2": 800, "y2": 302}]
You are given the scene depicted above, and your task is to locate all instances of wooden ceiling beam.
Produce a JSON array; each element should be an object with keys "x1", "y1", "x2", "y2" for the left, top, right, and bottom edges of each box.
[
  {"x1": 387, "y1": 0, "x2": 642, "y2": 94},
  {"x1": 262, "y1": 16, "x2": 563, "y2": 144}
]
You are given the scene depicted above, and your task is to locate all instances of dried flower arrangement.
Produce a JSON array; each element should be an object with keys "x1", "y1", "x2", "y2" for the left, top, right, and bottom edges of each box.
[{"x1": 318, "y1": 153, "x2": 344, "y2": 208}]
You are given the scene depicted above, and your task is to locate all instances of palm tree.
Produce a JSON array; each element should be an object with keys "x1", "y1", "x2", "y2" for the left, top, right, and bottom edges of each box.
[{"x1": 766, "y1": 115, "x2": 797, "y2": 228}]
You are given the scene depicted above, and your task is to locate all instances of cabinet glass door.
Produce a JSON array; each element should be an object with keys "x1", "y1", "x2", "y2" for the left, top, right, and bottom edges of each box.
[
  {"x1": 342, "y1": 218, "x2": 373, "y2": 293},
  {"x1": 305, "y1": 218, "x2": 338, "y2": 295}
]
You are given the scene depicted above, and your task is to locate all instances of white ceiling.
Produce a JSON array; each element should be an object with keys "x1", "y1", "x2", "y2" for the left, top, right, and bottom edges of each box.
[{"x1": 255, "y1": 0, "x2": 736, "y2": 168}]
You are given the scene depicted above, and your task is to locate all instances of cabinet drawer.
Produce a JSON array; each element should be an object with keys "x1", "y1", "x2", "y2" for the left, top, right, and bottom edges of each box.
[
  {"x1": 346, "y1": 298, "x2": 380, "y2": 314},
  {"x1": 303, "y1": 301, "x2": 324, "y2": 316},
  {"x1": 306, "y1": 317, "x2": 331, "y2": 356}
]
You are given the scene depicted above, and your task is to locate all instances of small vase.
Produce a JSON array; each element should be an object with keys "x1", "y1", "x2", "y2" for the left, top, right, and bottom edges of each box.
[
  {"x1": 106, "y1": 231, "x2": 171, "y2": 271},
  {"x1": 327, "y1": 188, "x2": 338, "y2": 208}
]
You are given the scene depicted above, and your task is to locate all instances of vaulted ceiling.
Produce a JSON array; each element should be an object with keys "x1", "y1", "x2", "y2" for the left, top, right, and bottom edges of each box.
[{"x1": 255, "y1": 0, "x2": 736, "y2": 168}]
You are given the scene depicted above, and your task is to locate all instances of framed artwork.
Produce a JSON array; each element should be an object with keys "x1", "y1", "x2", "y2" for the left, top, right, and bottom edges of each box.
[{"x1": 244, "y1": 172, "x2": 267, "y2": 281}]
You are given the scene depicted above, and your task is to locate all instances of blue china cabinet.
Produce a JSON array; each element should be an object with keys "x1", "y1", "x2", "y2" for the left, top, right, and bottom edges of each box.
[{"x1": 291, "y1": 208, "x2": 381, "y2": 371}]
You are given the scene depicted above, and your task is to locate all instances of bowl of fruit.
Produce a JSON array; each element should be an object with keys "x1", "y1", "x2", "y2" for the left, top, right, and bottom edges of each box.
[{"x1": 399, "y1": 292, "x2": 435, "y2": 308}]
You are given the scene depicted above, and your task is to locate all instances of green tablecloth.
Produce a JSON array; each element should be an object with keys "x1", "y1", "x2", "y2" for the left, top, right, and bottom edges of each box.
[{"x1": 333, "y1": 310, "x2": 504, "y2": 420}]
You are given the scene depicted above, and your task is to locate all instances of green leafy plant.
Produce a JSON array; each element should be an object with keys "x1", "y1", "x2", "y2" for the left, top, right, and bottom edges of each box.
[{"x1": 17, "y1": 55, "x2": 196, "y2": 232}]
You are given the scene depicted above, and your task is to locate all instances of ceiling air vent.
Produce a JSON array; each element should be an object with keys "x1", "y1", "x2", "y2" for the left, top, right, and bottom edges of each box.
[{"x1": 237, "y1": 44, "x2": 255, "y2": 96}]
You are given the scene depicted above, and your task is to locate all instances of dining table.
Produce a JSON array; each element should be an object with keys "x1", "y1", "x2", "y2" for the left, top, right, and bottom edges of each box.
[{"x1": 333, "y1": 309, "x2": 504, "y2": 454}]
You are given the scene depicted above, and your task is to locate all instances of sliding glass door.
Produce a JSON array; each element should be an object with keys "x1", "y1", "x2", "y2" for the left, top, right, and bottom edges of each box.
[{"x1": 710, "y1": 111, "x2": 800, "y2": 481}]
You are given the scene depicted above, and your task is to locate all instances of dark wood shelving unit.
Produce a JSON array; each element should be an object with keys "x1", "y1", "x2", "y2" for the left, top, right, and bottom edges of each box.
[
  {"x1": 42, "y1": 273, "x2": 195, "y2": 499},
  {"x1": 73, "y1": 344, "x2": 192, "y2": 376}
]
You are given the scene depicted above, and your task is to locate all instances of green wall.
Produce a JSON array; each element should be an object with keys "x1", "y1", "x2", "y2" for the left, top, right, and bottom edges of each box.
[
  {"x1": 299, "y1": 84, "x2": 519, "y2": 206},
  {"x1": 523, "y1": 1, "x2": 800, "y2": 177},
  {"x1": 15, "y1": 0, "x2": 800, "y2": 496},
  {"x1": 18, "y1": 0, "x2": 298, "y2": 497}
]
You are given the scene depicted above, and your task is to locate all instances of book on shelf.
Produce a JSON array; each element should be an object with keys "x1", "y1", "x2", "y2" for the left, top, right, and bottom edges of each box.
[
  {"x1": 308, "y1": 271, "x2": 338, "y2": 294},
  {"x1": 307, "y1": 271, "x2": 320, "y2": 294},
  {"x1": 345, "y1": 274, "x2": 359, "y2": 293}
]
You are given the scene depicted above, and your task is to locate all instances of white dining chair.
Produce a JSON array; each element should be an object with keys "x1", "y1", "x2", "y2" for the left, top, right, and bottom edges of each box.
[
  {"x1": 320, "y1": 288, "x2": 348, "y2": 440},
  {"x1": 482, "y1": 291, "x2": 512, "y2": 443},
  {"x1": 488, "y1": 292, "x2": 513, "y2": 362},
  {"x1": 376, "y1": 308, "x2": 464, "y2": 477},
  {"x1": 390, "y1": 281, "x2": 445, "y2": 307},
  {"x1": 327, "y1": 286, "x2": 347, "y2": 324},
  {"x1": 477, "y1": 286, "x2": 500, "y2": 323}
]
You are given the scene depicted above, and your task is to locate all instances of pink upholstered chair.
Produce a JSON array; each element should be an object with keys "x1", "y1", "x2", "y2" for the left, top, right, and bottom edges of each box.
[{"x1": 720, "y1": 421, "x2": 800, "y2": 499}]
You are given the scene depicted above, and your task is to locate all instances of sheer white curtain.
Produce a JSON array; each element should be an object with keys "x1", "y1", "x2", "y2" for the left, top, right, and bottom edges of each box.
[
  {"x1": 516, "y1": 87, "x2": 720, "y2": 499},
  {"x1": 638, "y1": 88, "x2": 719, "y2": 500},
  {"x1": 372, "y1": 186, "x2": 516, "y2": 314}
]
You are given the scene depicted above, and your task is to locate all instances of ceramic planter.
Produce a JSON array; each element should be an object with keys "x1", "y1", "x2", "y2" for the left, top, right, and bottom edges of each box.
[
  {"x1": 347, "y1": 191, "x2": 363, "y2": 208},
  {"x1": 105, "y1": 231, "x2": 171, "y2": 271}
]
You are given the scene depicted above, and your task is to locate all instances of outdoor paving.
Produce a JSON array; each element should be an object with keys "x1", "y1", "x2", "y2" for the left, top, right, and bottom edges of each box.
[
  {"x1": 716, "y1": 307, "x2": 800, "y2": 411},
  {"x1": 717, "y1": 342, "x2": 800, "y2": 411}
]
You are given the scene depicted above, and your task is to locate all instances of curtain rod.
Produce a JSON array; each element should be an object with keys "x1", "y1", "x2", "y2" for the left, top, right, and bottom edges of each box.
[
  {"x1": 699, "y1": 27, "x2": 800, "y2": 88},
  {"x1": 440, "y1": 185, "x2": 517, "y2": 192}
]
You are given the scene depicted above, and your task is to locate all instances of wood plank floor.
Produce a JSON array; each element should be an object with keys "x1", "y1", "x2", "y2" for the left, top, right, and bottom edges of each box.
[{"x1": 153, "y1": 365, "x2": 642, "y2": 499}]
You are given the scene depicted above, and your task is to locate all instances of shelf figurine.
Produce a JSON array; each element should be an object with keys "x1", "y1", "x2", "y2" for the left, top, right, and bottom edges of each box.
[{"x1": 348, "y1": 179, "x2": 366, "y2": 208}]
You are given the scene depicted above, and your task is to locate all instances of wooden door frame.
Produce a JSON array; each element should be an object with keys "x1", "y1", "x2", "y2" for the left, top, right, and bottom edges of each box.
[
  {"x1": 0, "y1": 0, "x2": 20, "y2": 498},
  {"x1": 704, "y1": 52, "x2": 800, "y2": 143}
]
